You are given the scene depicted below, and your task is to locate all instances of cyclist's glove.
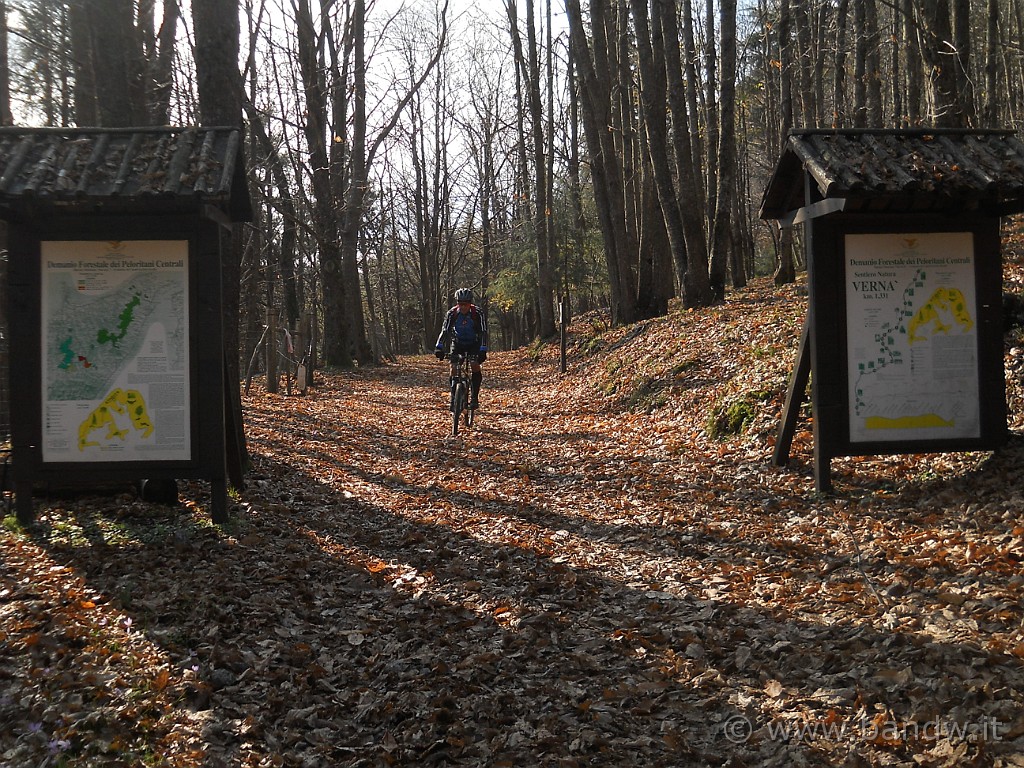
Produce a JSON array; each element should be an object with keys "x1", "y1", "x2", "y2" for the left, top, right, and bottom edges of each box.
[
  {"x1": 435, "y1": 347, "x2": 445, "y2": 360},
  {"x1": 477, "y1": 350, "x2": 487, "y2": 363}
]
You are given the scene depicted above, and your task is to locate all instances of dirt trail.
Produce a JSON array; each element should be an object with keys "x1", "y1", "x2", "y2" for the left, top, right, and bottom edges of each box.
[
  {"x1": 235, "y1": 348, "x2": 1024, "y2": 767},
  {"x1": 3, "y1": 317, "x2": 1023, "y2": 766}
]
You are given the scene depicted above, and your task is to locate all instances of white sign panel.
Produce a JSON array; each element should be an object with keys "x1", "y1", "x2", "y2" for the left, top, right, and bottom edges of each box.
[
  {"x1": 41, "y1": 241, "x2": 191, "y2": 462},
  {"x1": 846, "y1": 232, "x2": 979, "y2": 443}
]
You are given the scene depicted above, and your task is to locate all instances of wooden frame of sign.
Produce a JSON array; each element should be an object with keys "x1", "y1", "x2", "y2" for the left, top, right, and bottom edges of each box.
[
  {"x1": 774, "y1": 212, "x2": 1007, "y2": 492},
  {"x1": 7, "y1": 212, "x2": 234, "y2": 524}
]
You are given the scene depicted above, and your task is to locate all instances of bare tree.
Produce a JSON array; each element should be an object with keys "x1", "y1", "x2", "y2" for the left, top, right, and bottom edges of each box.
[
  {"x1": 293, "y1": 0, "x2": 447, "y2": 366},
  {"x1": 88, "y1": 0, "x2": 141, "y2": 125},
  {"x1": 833, "y1": 0, "x2": 849, "y2": 126},
  {"x1": 916, "y1": 0, "x2": 966, "y2": 127},
  {"x1": 630, "y1": 0, "x2": 685, "y2": 305},
  {"x1": 773, "y1": 0, "x2": 796, "y2": 285},
  {"x1": 982, "y1": 0, "x2": 1000, "y2": 127},
  {"x1": 506, "y1": 0, "x2": 555, "y2": 338},
  {"x1": 146, "y1": 0, "x2": 180, "y2": 123},
  {"x1": 656, "y1": 0, "x2": 713, "y2": 307},
  {"x1": 565, "y1": 0, "x2": 637, "y2": 323},
  {"x1": 0, "y1": 0, "x2": 12, "y2": 126},
  {"x1": 709, "y1": 0, "x2": 738, "y2": 302}
]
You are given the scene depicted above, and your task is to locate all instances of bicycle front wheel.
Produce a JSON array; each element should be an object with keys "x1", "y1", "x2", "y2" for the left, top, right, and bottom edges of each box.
[{"x1": 452, "y1": 382, "x2": 466, "y2": 436}]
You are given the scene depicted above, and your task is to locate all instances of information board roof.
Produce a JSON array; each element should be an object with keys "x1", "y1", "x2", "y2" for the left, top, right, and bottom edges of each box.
[
  {"x1": 0, "y1": 126, "x2": 251, "y2": 221},
  {"x1": 760, "y1": 128, "x2": 1024, "y2": 220}
]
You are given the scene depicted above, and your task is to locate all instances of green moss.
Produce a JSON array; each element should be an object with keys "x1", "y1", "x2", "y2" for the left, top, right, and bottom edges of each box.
[
  {"x1": 669, "y1": 358, "x2": 700, "y2": 377},
  {"x1": 625, "y1": 377, "x2": 669, "y2": 411},
  {"x1": 581, "y1": 335, "x2": 607, "y2": 355},
  {"x1": 527, "y1": 337, "x2": 547, "y2": 362},
  {"x1": 708, "y1": 389, "x2": 775, "y2": 438}
]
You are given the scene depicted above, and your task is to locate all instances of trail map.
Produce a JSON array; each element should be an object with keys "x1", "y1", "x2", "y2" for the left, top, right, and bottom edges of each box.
[
  {"x1": 41, "y1": 241, "x2": 191, "y2": 462},
  {"x1": 845, "y1": 232, "x2": 979, "y2": 443}
]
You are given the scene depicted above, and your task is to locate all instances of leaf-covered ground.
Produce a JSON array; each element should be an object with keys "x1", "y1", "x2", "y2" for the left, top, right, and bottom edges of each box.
[{"x1": 3, "y1": 257, "x2": 1024, "y2": 767}]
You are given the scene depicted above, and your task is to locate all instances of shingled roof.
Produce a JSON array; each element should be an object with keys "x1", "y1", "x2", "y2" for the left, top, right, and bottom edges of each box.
[
  {"x1": 759, "y1": 128, "x2": 1024, "y2": 222},
  {"x1": 0, "y1": 126, "x2": 252, "y2": 221}
]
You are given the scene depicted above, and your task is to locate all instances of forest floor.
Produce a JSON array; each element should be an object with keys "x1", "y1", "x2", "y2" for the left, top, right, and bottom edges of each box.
[{"x1": 3, "y1": 251, "x2": 1024, "y2": 767}]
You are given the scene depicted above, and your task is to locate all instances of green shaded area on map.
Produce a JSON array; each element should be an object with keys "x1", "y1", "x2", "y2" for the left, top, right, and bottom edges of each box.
[
  {"x1": 96, "y1": 294, "x2": 142, "y2": 347},
  {"x1": 46, "y1": 271, "x2": 186, "y2": 401}
]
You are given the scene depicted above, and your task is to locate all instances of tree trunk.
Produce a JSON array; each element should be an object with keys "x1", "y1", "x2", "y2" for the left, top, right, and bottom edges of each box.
[
  {"x1": 147, "y1": 0, "x2": 178, "y2": 123},
  {"x1": 863, "y1": 0, "x2": 883, "y2": 125},
  {"x1": 565, "y1": 0, "x2": 637, "y2": 324},
  {"x1": 833, "y1": 0, "x2": 849, "y2": 127},
  {"x1": 709, "y1": 0, "x2": 737, "y2": 303},
  {"x1": 792, "y1": 0, "x2": 813, "y2": 127},
  {"x1": 812, "y1": 2, "x2": 827, "y2": 126},
  {"x1": 983, "y1": 0, "x2": 1000, "y2": 127},
  {"x1": 527, "y1": 0, "x2": 555, "y2": 337},
  {"x1": 68, "y1": 1, "x2": 96, "y2": 126},
  {"x1": 903, "y1": 0, "x2": 923, "y2": 125},
  {"x1": 338, "y1": 0, "x2": 373, "y2": 364},
  {"x1": 629, "y1": 0, "x2": 688, "y2": 295},
  {"x1": 680, "y1": 0, "x2": 707, "y2": 216},
  {"x1": 917, "y1": 0, "x2": 964, "y2": 127},
  {"x1": 890, "y1": 10, "x2": 902, "y2": 125},
  {"x1": 194, "y1": 0, "x2": 243, "y2": 448},
  {"x1": 613, "y1": 0, "x2": 641, "y2": 317},
  {"x1": 0, "y1": 0, "x2": 11, "y2": 126},
  {"x1": 508, "y1": 0, "x2": 555, "y2": 339},
  {"x1": 295, "y1": 0, "x2": 350, "y2": 368},
  {"x1": 657, "y1": 0, "x2": 712, "y2": 307},
  {"x1": 90, "y1": 0, "x2": 140, "y2": 126},
  {"x1": 704, "y1": 0, "x2": 719, "y2": 231},
  {"x1": 244, "y1": 101, "x2": 300, "y2": 326},
  {"x1": 853, "y1": 0, "x2": 867, "y2": 127},
  {"x1": 567, "y1": 45, "x2": 587, "y2": 319},
  {"x1": 636, "y1": 157, "x2": 673, "y2": 318},
  {"x1": 952, "y1": 0, "x2": 977, "y2": 126},
  {"x1": 774, "y1": 0, "x2": 796, "y2": 284}
]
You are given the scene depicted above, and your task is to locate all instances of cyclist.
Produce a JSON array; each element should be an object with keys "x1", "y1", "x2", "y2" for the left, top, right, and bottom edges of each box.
[{"x1": 435, "y1": 288, "x2": 488, "y2": 409}]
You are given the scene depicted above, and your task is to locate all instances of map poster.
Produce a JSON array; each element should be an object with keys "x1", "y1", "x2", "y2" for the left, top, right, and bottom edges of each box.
[
  {"x1": 846, "y1": 232, "x2": 980, "y2": 443},
  {"x1": 41, "y1": 240, "x2": 191, "y2": 463}
]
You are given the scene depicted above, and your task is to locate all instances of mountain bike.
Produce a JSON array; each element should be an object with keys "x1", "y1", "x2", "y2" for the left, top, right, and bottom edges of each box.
[{"x1": 447, "y1": 350, "x2": 477, "y2": 436}]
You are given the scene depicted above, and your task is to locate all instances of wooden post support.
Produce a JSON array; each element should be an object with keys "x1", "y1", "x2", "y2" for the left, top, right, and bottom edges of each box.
[
  {"x1": 266, "y1": 307, "x2": 278, "y2": 394},
  {"x1": 559, "y1": 295, "x2": 568, "y2": 374},
  {"x1": 15, "y1": 478, "x2": 33, "y2": 526},
  {"x1": 211, "y1": 477, "x2": 229, "y2": 525},
  {"x1": 813, "y1": 439, "x2": 833, "y2": 494},
  {"x1": 772, "y1": 315, "x2": 811, "y2": 467}
]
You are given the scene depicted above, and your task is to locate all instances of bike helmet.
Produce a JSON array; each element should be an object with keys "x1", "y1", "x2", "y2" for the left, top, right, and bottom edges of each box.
[{"x1": 454, "y1": 288, "x2": 473, "y2": 304}]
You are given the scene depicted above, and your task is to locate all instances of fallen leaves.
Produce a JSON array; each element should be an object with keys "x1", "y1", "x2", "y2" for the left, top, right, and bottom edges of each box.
[{"x1": 3, "y1": 267, "x2": 1024, "y2": 766}]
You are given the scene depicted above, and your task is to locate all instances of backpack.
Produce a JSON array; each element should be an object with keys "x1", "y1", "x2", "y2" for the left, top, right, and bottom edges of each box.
[
  {"x1": 450, "y1": 304, "x2": 479, "y2": 322},
  {"x1": 448, "y1": 304, "x2": 481, "y2": 344}
]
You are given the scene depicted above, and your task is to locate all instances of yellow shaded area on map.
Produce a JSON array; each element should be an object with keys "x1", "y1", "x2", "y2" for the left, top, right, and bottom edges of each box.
[
  {"x1": 907, "y1": 287, "x2": 973, "y2": 343},
  {"x1": 78, "y1": 388, "x2": 154, "y2": 450},
  {"x1": 864, "y1": 414, "x2": 954, "y2": 430}
]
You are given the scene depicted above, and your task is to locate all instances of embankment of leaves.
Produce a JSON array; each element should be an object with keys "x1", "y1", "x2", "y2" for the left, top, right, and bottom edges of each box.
[
  {"x1": 561, "y1": 263, "x2": 1024, "y2": 442},
  {"x1": 562, "y1": 281, "x2": 806, "y2": 443}
]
